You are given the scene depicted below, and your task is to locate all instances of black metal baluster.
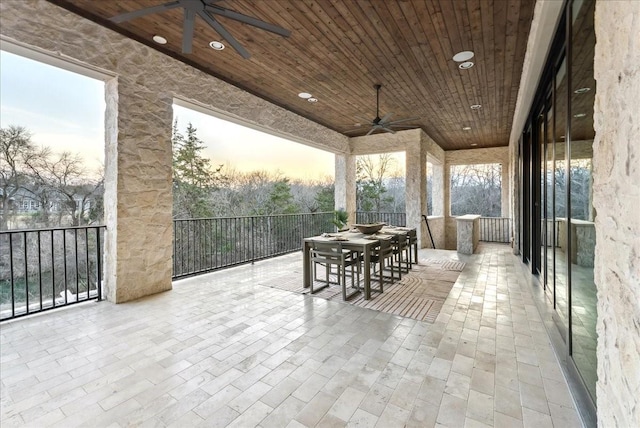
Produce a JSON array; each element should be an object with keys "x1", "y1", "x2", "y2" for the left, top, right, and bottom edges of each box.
[
  {"x1": 63, "y1": 229, "x2": 68, "y2": 304},
  {"x1": 51, "y1": 230, "x2": 55, "y2": 308},
  {"x1": 23, "y1": 231, "x2": 29, "y2": 314},
  {"x1": 38, "y1": 231, "x2": 43, "y2": 311},
  {"x1": 85, "y1": 228, "x2": 90, "y2": 299},
  {"x1": 97, "y1": 228, "x2": 103, "y2": 301},
  {"x1": 74, "y1": 229, "x2": 79, "y2": 297},
  {"x1": 9, "y1": 233, "x2": 15, "y2": 318},
  {"x1": 209, "y1": 219, "x2": 213, "y2": 270}
]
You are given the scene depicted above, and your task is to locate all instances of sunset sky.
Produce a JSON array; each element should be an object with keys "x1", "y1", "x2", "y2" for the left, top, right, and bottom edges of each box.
[{"x1": 0, "y1": 49, "x2": 335, "y2": 181}]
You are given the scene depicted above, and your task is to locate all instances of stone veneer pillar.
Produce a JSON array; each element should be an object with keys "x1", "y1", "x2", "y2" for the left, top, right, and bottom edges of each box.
[
  {"x1": 501, "y1": 163, "x2": 510, "y2": 218},
  {"x1": 405, "y1": 140, "x2": 427, "y2": 247},
  {"x1": 430, "y1": 162, "x2": 445, "y2": 217},
  {"x1": 593, "y1": 1, "x2": 640, "y2": 426},
  {"x1": 103, "y1": 79, "x2": 174, "y2": 303},
  {"x1": 334, "y1": 154, "x2": 356, "y2": 224}
]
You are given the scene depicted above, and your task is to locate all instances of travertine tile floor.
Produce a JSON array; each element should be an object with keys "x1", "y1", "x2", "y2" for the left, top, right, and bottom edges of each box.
[{"x1": 0, "y1": 243, "x2": 583, "y2": 427}]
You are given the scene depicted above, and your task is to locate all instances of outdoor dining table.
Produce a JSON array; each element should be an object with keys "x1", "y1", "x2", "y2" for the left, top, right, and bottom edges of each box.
[{"x1": 302, "y1": 226, "x2": 414, "y2": 300}]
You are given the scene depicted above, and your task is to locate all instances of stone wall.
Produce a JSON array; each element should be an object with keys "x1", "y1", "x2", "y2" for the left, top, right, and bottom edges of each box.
[
  {"x1": 334, "y1": 154, "x2": 357, "y2": 223},
  {"x1": 0, "y1": 0, "x2": 347, "y2": 303},
  {"x1": 424, "y1": 216, "x2": 445, "y2": 249},
  {"x1": 405, "y1": 139, "x2": 427, "y2": 246},
  {"x1": 444, "y1": 147, "x2": 510, "y2": 249},
  {"x1": 593, "y1": 1, "x2": 640, "y2": 427},
  {"x1": 350, "y1": 128, "x2": 421, "y2": 155}
]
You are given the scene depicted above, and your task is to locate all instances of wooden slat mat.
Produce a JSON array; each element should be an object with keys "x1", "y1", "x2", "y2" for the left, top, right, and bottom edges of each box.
[{"x1": 258, "y1": 259, "x2": 464, "y2": 323}]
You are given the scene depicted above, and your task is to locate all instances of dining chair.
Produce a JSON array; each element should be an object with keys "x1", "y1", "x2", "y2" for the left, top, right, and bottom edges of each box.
[
  {"x1": 390, "y1": 233, "x2": 411, "y2": 277},
  {"x1": 310, "y1": 241, "x2": 361, "y2": 301},
  {"x1": 407, "y1": 229, "x2": 419, "y2": 267},
  {"x1": 367, "y1": 237, "x2": 395, "y2": 293}
]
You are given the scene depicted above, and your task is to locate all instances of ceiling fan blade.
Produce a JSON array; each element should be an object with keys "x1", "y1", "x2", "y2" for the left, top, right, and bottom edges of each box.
[
  {"x1": 110, "y1": 0, "x2": 181, "y2": 23},
  {"x1": 354, "y1": 116, "x2": 374, "y2": 125},
  {"x1": 387, "y1": 117, "x2": 420, "y2": 125},
  {"x1": 344, "y1": 127, "x2": 366, "y2": 134},
  {"x1": 205, "y1": 5, "x2": 291, "y2": 37},
  {"x1": 366, "y1": 127, "x2": 378, "y2": 136},
  {"x1": 199, "y1": 10, "x2": 251, "y2": 59},
  {"x1": 182, "y1": 8, "x2": 196, "y2": 54},
  {"x1": 379, "y1": 112, "x2": 394, "y2": 124},
  {"x1": 382, "y1": 127, "x2": 397, "y2": 134}
]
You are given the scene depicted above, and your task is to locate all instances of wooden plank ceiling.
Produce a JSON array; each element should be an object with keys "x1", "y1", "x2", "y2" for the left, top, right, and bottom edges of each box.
[{"x1": 48, "y1": 0, "x2": 536, "y2": 151}]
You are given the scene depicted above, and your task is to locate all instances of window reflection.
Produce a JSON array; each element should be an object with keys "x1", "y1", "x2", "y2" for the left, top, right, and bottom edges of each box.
[
  {"x1": 554, "y1": 56, "x2": 568, "y2": 330},
  {"x1": 570, "y1": 0, "x2": 597, "y2": 404}
]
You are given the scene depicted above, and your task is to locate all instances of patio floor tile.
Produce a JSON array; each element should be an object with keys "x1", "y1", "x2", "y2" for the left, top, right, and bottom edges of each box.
[{"x1": 0, "y1": 244, "x2": 583, "y2": 427}]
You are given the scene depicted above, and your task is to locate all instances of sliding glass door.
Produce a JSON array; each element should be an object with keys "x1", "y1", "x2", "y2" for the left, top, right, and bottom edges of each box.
[{"x1": 520, "y1": 0, "x2": 597, "y2": 418}]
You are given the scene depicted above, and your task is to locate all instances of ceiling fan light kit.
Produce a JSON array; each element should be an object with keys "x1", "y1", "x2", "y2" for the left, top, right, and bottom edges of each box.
[{"x1": 110, "y1": 0, "x2": 291, "y2": 59}]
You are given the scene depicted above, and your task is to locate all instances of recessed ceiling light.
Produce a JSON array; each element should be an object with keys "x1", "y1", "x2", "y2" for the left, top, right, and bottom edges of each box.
[
  {"x1": 152, "y1": 35, "x2": 167, "y2": 45},
  {"x1": 470, "y1": 104, "x2": 482, "y2": 110},
  {"x1": 298, "y1": 92, "x2": 312, "y2": 99},
  {"x1": 470, "y1": 143, "x2": 478, "y2": 146},
  {"x1": 574, "y1": 87, "x2": 591, "y2": 94},
  {"x1": 573, "y1": 113, "x2": 587, "y2": 118},
  {"x1": 307, "y1": 97, "x2": 318, "y2": 103},
  {"x1": 560, "y1": 135, "x2": 566, "y2": 139},
  {"x1": 458, "y1": 61, "x2": 474, "y2": 70},
  {"x1": 462, "y1": 126, "x2": 472, "y2": 131},
  {"x1": 453, "y1": 51, "x2": 474, "y2": 62},
  {"x1": 209, "y1": 41, "x2": 225, "y2": 50}
]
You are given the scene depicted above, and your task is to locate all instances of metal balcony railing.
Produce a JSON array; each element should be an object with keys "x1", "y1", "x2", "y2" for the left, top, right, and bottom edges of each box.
[
  {"x1": 355, "y1": 212, "x2": 406, "y2": 226},
  {"x1": 0, "y1": 226, "x2": 105, "y2": 321},
  {"x1": 172, "y1": 212, "x2": 335, "y2": 278},
  {"x1": 2, "y1": 212, "x2": 416, "y2": 320},
  {"x1": 479, "y1": 217, "x2": 511, "y2": 243}
]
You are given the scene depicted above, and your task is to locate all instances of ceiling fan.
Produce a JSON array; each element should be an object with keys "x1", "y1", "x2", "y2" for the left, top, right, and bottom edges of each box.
[
  {"x1": 109, "y1": 0, "x2": 291, "y2": 59},
  {"x1": 354, "y1": 84, "x2": 419, "y2": 136}
]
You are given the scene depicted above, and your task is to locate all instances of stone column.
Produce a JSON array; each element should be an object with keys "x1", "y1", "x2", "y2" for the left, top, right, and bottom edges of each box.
[
  {"x1": 405, "y1": 140, "x2": 427, "y2": 247},
  {"x1": 334, "y1": 154, "x2": 356, "y2": 224},
  {"x1": 104, "y1": 79, "x2": 174, "y2": 303},
  {"x1": 593, "y1": 2, "x2": 640, "y2": 427},
  {"x1": 431, "y1": 162, "x2": 445, "y2": 216},
  {"x1": 501, "y1": 162, "x2": 510, "y2": 218}
]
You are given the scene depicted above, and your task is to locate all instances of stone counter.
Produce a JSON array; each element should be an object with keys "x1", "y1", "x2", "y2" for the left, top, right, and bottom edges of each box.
[{"x1": 456, "y1": 214, "x2": 481, "y2": 254}]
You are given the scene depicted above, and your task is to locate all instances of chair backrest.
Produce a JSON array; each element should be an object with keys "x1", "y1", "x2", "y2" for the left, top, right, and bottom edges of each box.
[
  {"x1": 391, "y1": 233, "x2": 408, "y2": 249},
  {"x1": 408, "y1": 229, "x2": 417, "y2": 244},
  {"x1": 311, "y1": 241, "x2": 344, "y2": 260},
  {"x1": 376, "y1": 238, "x2": 393, "y2": 258}
]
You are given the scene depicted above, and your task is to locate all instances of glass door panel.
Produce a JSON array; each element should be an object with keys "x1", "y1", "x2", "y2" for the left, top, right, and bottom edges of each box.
[
  {"x1": 537, "y1": 112, "x2": 546, "y2": 279},
  {"x1": 554, "y1": 56, "x2": 568, "y2": 330},
  {"x1": 570, "y1": 0, "x2": 597, "y2": 404},
  {"x1": 545, "y1": 104, "x2": 554, "y2": 304}
]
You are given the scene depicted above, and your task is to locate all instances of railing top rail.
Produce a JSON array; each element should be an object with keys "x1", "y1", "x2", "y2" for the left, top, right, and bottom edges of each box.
[
  {"x1": 0, "y1": 225, "x2": 106, "y2": 234},
  {"x1": 173, "y1": 212, "x2": 334, "y2": 222},
  {"x1": 356, "y1": 211, "x2": 406, "y2": 214}
]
